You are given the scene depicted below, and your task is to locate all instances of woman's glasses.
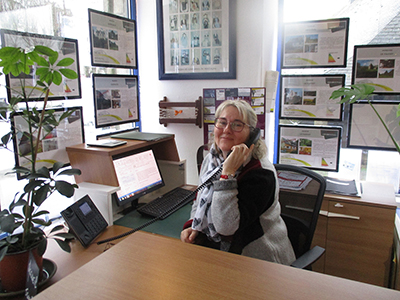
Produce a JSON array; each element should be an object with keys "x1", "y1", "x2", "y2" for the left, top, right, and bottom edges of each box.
[{"x1": 214, "y1": 118, "x2": 250, "y2": 132}]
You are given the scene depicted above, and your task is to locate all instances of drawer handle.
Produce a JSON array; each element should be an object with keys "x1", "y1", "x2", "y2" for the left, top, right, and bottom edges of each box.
[
  {"x1": 327, "y1": 212, "x2": 360, "y2": 220},
  {"x1": 334, "y1": 203, "x2": 344, "y2": 208}
]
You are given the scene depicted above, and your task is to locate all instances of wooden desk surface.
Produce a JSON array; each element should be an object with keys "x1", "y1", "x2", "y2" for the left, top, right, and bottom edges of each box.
[{"x1": 34, "y1": 231, "x2": 400, "y2": 300}]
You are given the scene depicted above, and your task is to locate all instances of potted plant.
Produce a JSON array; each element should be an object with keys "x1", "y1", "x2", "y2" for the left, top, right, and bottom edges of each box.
[
  {"x1": 0, "y1": 45, "x2": 81, "y2": 292},
  {"x1": 330, "y1": 83, "x2": 400, "y2": 154}
]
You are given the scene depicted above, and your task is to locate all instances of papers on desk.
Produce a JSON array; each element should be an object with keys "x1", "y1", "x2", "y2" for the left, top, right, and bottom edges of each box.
[
  {"x1": 277, "y1": 172, "x2": 312, "y2": 190},
  {"x1": 325, "y1": 177, "x2": 362, "y2": 197}
]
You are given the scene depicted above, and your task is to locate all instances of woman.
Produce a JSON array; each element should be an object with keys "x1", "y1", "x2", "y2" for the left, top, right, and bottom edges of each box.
[{"x1": 180, "y1": 100, "x2": 295, "y2": 265}]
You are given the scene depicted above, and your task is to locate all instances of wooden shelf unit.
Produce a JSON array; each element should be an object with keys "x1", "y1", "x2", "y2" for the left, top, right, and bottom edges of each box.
[{"x1": 66, "y1": 135, "x2": 180, "y2": 186}]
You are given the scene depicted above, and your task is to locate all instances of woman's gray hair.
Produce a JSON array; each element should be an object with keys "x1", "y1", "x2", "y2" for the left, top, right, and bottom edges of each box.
[{"x1": 213, "y1": 99, "x2": 267, "y2": 159}]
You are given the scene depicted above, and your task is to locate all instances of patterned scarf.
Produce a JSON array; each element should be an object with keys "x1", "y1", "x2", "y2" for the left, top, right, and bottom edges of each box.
[{"x1": 192, "y1": 144, "x2": 224, "y2": 243}]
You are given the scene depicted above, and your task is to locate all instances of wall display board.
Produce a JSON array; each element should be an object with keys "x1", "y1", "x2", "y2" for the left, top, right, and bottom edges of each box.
[
  {"x1": 202, "y1": 87, "x2": 265, "y2": 145},
  {"x1": 156, "y1": 0, "x2": 236, "y2": 80},
  {"x1": 93, "y1": 74, "x2": 139, "y2": 128},
  {"x1": 88, "y1": 9, "x2": 137, "y2": 69},
  {"x1": 0, "y1": 29, "x2": 81, "y2": 101},
  {"x1": 11, "y1": 107, "x2": 84, "y2": 177},
  {"x1": 280, "y1": 75, "x2": 344, "y2": 120},
  {"x1": 281, "y1": 18, "x2": 349, "y2": 69},
  {"x1": 352, "y1": 44, "x2": 400, "y2": 94},
  {"x1": 277, "y1": 125, "x2": 341, "y2": 171},
  {"x1": 348, "y1": 102, "x2": 400, "y2": 151}
]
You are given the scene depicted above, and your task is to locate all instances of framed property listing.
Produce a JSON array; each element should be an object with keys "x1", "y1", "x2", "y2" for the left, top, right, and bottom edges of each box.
[
  {"x1": 348, "y1": 102, "x2": 400, "y2": 151},
  {"x1": 277, "y1": 125, "x2": 341, "y2": 172},
  {"x1": 281, "y1": 18, "x2": 349, "y2": 68},
  {"x1": 11, "y1": 107, "x2": 84, "y2": 178},
  {"x1": 156, "y1": 0, "x2": 236, "y2": 80},
  {"x1": 93, "y1": 74, "x2": 139, "y2": 128},
  {"x1": 88, "y1": 9, "x2": 137, "y2": 69},
  {"x1": 0, "y1": 29, "x2": 81, "y2": 101},
  {"x1": 352, "y1": 44, "x2": 400, "y2": 94},
  {"x1": 280, "y1": 75, "x2": 344, "y2": 120}
]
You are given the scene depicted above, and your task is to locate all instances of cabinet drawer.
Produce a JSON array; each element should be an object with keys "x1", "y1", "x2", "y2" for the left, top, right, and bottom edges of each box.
[{"x1": 325, "y1": 201, "x2": 395, "y2": 286}]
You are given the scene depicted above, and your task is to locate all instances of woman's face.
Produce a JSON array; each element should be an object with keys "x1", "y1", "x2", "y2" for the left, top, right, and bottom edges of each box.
[{"x1": 214, "y1": 106, "x2": 250, "y2": 156}]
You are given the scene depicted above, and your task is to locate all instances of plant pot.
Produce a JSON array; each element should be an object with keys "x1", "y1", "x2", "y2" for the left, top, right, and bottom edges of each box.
[{"x1": 0, "y1": 246, "x2": 43, "y2": 292}]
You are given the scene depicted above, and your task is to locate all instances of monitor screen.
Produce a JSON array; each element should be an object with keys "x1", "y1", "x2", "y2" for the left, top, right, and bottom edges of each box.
[{"x1": 112, "y1": 149, "x2": 165, "y2": 207}]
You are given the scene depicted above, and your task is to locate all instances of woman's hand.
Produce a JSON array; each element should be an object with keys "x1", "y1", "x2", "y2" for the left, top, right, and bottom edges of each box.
[
  {"x1": 180, "y1": 227, "x2": 199, "y2": 243},
  {"x1": 222, "y1": 143, "x2": 255, "y2": 175}
]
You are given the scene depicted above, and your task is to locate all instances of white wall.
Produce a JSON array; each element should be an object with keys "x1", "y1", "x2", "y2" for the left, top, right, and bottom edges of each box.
[{"x1": 135, "y1": 0, "x2": 279, "y2": 185}]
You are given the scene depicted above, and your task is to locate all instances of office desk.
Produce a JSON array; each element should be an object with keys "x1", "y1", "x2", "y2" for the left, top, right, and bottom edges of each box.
[{"x1": 33, "y1": 230, "x2": 399, "y2": 300}]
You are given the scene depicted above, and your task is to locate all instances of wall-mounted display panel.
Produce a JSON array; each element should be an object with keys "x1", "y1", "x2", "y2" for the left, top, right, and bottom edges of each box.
[
  {"x1": 0, "y1": 29, "x2": 81, "y2": 101},
  {"x1": 352, "y1": 44, "x2": 400, "y2": 94},
  {"x1": 280, "y1": 75, "x2": 344, "y2": 120},
  {"x1": 88, "y1": 9, "x2": 137, "y2": 69},
  {"x1": 348, "y1": 102, "x2": 400, "y2": 151},
  {"x1": 11, "y1": 107, "x2": 84, "y2": 178},
  {"x1": 281, "y1": 18, "x2": 349, "y2": 69},
  {"x1": 277, "y1": 125, "x2": 341, "y2": 172},
  {"x1": 156, "y1": 0, "x2": 236, "y2": 80},
  {"x1": 93, "y1": 74, "x2": 139, "y2": 128}
]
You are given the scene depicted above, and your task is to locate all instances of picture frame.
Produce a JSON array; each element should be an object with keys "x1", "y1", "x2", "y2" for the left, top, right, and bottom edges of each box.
[
  {"x1": 279, "y1": 74, "x2": 345, "y2": 121},
  {"x1": 92, "y1": 74, "x2": 139, "y2": 128},
  {"x1": 281, "y1": 18, "x2": 349, "y2": 69},
  {"x1": 348, "y1": 102, "x2": 400, "y2": 151},
  {"x1": 88, "y1": 9, "x2": 138, "y2": 69},
  {"x1": 11, "y1": 107, "x2": 85, "y2": 179},
  {"x1": 277, "y1": 125, "x2": 341, "y2": 172},
  {"x1": 156, "y1": 0, "x2": 236, "y2": 80},
  {"x1": 0, "y1": 29, "x2": 82, "y2": 101},
  {"x1": 352, "y1": 44, "x2": 400, "y2": 94}
]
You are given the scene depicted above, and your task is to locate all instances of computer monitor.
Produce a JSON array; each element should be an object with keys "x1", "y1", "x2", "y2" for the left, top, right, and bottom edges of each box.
[{"x1": 112, "y1": 149, "x2": 165, "y2": 208}]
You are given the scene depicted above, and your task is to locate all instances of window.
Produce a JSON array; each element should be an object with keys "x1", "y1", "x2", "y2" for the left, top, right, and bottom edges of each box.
[
  {"x1": 0, "y1": 0, "x2": 136, "y2": 210},
  {"x1": 279, "y1": 0, "x2": 400, "y2": 194}
]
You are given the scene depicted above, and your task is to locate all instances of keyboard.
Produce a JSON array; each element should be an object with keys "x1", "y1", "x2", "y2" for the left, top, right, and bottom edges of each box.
[{"x1": 137, "y1": 187, "x2": 196, "y2": 219}]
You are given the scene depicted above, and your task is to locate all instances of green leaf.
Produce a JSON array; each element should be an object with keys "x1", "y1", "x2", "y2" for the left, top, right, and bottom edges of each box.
[
  {"x1": 55, "y1": 180, "x2": 76, "y2": 197},
  {"x1": 59, "y1": 68, "x2": 78, "y2": 79},
  {"x1": 56, "y1": 57, "x2": 74, "y2": 67},
  {"x1": 32, "y1": 218, "x2": 52, "y2": 226},
  {"x1": 36, "y1": 67, "x2": 50, "y2": 77},
  {"x1": 35, "y1": 55, "x2": 49, "y2": 67},
  {"x1": 33, "y1": 184, "x2": 50, "y2": 206},
  {"x1": 54, "y1": 232, "x2": 75, "y2": 239},
  {"x1": 36, "y1": 166, "x2": 51, "y2": 178},
  {"x1": 50, "y1": 225, "x2": 65, "y2": 233},
  {"x1": 24, "y1": 180, "x2": 45, "y2": 193},
  {"x1": 53, "y1": 161, "x2": 65, "y2": 174},
  {"x1": 58, "y1": 168, "x2": 82, "y2": 176},
  {"x1": 48, "y1": 51, "x2": 59, "y2": 65},
  {"x1": 0, "y1": 214, "x2": 17, "y2": 233},
  {"x1": 52, "y1": 70, "x2": 62, "y2": 85},
  {"x1": 34, "y1": 45, "x2": 56, "y2": 57},
  {"x1": 54, "y1": 238, "x2": 72, "y2": 253},
  {"x1": 33, "y1": 210, "x2": 50, "y2": 218}
]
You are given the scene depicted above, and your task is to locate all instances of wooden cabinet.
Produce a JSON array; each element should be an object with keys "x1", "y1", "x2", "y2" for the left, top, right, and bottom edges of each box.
[
  {"x1": 311, "y1": 182, "x2": 397, "y2": 287},
  {"x1": 66, "y1": 135, "x2": 180, "y2": 186}
]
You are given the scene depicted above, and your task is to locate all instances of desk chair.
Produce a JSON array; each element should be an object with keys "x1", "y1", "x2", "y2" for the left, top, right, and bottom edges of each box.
[
  {"x1": 196, "y1": 144, "x2": 209, "y2": 174},
  {"x1": 274, "y1": 164, "x2": 326, "y2": 270}
]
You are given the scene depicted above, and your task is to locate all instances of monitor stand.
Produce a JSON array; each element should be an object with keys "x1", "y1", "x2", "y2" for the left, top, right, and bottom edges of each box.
[{"x1": 120, "y1": 199, "x2": 145, "y2": 215}]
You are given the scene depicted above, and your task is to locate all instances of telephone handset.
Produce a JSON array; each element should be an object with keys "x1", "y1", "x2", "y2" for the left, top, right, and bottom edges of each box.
[
  {"x1": 245, "y1": 127, "x2": 261, "y2": 148},
  {"x1": 226, "y1": 127, "x2": 261, "y2": 158},
  {"x1": 96, "y1": 128, "x2": 262, "y2": 245}
]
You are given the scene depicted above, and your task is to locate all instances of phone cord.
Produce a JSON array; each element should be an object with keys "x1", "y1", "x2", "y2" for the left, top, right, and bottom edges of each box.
[{"x1": 97, "y1": 165, "x2": 222, "y2": 245}]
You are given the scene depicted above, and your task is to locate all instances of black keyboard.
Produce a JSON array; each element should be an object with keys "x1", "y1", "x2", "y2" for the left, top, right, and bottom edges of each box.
[{"x1": 137, "y1": 187, "x2": 196, "y2": 219}]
